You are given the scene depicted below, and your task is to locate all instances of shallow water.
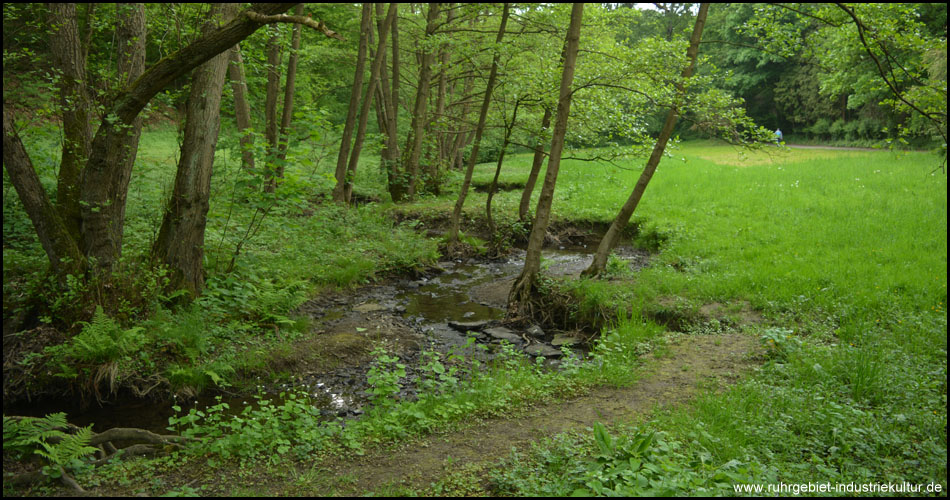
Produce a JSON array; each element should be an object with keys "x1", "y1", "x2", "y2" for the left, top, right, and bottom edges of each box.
[{"x1": 11, "y1": 246, "x2": 640, "y2": 433}]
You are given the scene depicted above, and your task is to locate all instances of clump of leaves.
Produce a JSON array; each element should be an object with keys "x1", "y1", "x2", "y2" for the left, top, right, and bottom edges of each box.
[
  {"x1": 366, "y1": 347, "x2": 406, "y2": 407},
  {"x1": 759, "y1": 327, "x2": 802, "y2": 361}
]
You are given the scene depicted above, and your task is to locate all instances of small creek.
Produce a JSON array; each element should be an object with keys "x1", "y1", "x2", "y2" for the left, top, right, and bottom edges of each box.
[{"x1": 13, "y1": 246, "x2": 650, "y2": 434}]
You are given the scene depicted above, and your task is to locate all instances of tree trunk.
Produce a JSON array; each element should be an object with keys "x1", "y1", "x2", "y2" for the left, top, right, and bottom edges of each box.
[
  {"x1": 109, "y1": 3, "x2": 146, "y2": 259},
  {"x1": 342, "y1": 3, "x2": 397, "y2": 204},
  {"x1": 518, "y1": 106, "x2": 552, "y2": 222},
  {"x1": 428, "y1": 3, "x2": 456, "y2": 194},
  {"x1": 486, "y1": 98, "x2": 520, "y2": 237},
  {"x1": 263, "y1": 26, "x2": 282, "y2": 193},
  {"x1": 384, "y1": 5, "x2": 407, "y2": 201},
  {"x1": 48, "y1": 3, "x2": 91, "y2": 243},
  {"x1": 7, "y1": 3, "x2": 328, "y2": 282},
  {"x1": 448, "y1": 3, "x2": 510, "y2": 243},
  {"x1": 78, "y1": 3, "x2": 145, "y2": 272},
  {"x1": 228, "y1": 45, "x2": 255, "y2": 172},
  {"x1": 507, "y1": 3, "x2": 584, "y2": 320},
  {"x1": 275, "y1": 3, "x2": 304, "y2": 178},
  {"x1": 447, "y1": 73, "x2": 475, "y2": 172},
  {"x1": 152, "y1": 3, "x2": 238, "y2": 297},
  {"x1": 402, "y1": 2, "x2": 441, "y2": 200},
  {"x1": 582, "y1": 3, "x2": 709, "y2": 277},
  {"x1": 3, "y1": 108, "x2": 85, "y2": 277},
  {"x1": 333, "y1": 3, "x2": 372, "y2": 203}
]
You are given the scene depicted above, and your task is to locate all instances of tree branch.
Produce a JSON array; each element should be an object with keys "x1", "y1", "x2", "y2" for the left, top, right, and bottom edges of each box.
[
  {"x1": 244, "y1": 10, "x2": 345, "y2": 40},
  {"x1": 834, "y1": 3, "x2": 947, "y2": 143}
]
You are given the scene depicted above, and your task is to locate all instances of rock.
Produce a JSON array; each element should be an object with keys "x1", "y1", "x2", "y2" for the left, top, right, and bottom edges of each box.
[
  {"x1": 354, "y1": 303, "x2": 385, "y2": 313},
  {"x1": 462, "y1": 311, "x2": 475, "y2": 319},
  {"x1": 551, "y1": 334, "x2": 578, "y2": 346},
  {"x1": 394, "y1": 305, "x2": 407, "y2": 313},
  {"x1": 484, "y1": 327, "x2": 523, "y2": 345},
  {"x1": 448, "y1": 320, "x2": 490, "y2": 332},
  {"x1": 524, "y1": 344, "x2": 562, "y2": 357},
  {"x1": 526, "y1": 324, "x2": 545, "y2": 337}
]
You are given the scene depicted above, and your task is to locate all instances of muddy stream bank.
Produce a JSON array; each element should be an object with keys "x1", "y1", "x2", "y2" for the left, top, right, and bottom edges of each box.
[{"x1": 10, "y1": 245, "x2": 651, "y2": 434}]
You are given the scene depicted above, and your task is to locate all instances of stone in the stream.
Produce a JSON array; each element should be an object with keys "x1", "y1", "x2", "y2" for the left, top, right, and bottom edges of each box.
[
  {"x1": 526, "y1": 324, "x2": 544, "y2": 337},
  {"x1": 524, "y1": 343, "x2": 562, "y2": 357},
  {"x1": 354, "y1": 303, "x2": 385, "y2": 313},
  {"x1": 448, "y1": 320, "x2": 490, "y2": 332},
  {"x1": 462, "y1": 311, "x2": 475, "y2": 318},
  {"x1": 484, "y1": 327, "x2": 523, "y2": 345},
  {"x1": 551, "y1": 333, "x2": 578, "y2": 346}
]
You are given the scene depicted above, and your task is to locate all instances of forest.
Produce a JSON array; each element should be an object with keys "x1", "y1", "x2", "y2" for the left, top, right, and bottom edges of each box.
[{"x1": 2, "y1": 2, "x2": 946, "y2": 496}]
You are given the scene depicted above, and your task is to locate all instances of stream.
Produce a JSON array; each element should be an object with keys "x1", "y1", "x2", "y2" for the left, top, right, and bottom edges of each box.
[{"x1": 11, "y1": 246, "x2": 651, "y2": 434}]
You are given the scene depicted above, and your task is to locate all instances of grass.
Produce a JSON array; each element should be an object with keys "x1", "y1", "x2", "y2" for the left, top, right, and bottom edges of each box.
[{"x1": 458, "y1": 139, "x2": 947, "y2": 495}]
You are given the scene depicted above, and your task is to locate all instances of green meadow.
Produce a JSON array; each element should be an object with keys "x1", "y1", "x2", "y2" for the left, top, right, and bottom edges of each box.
[{"x1": 465, "y1": 141, "x2": 948, "y2": 495}]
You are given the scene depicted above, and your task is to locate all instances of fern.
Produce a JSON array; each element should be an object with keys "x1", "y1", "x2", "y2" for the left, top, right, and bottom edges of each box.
[
  {"x1": 35, "y1": 426, "x2": 98, "y2": 475},
  {"x1": 3, "y1": 413, "x2": 97, "y2": 477},
  {"x1": 70, "y1": 306, "x2": 146, "y2": 364}
]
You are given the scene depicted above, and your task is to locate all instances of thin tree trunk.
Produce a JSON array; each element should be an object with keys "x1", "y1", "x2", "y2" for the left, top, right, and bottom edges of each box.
[
  {"x1": 427, "y1": 3, "x2": 455, "y2": 194},
  {"x1": 385, "y1": 5, "x2": 407, "y2": 201},
  {"x1": 448, "y1": 3, "x2": 510, "y2": 243},
  {"x1": 582, "y1": 3, "x2": 709, "y2": 277},
  {"x1": 507, "y1": 3, "x2": 584, "y2": 319},
  {"x1": 228, "y1": 45, "x2": 255, "y2": 172},
  {"x1": 333, "y1": 3, "x2": 372, "y2": 203},
  {"x1": 342, "y1": 3, "x2": 397, "y2": 204},
  {"x1": 153, "y1": 3, "x2": 238, "y2": 296},
  {"x1": 48, "y1": 3, "x2": 91, "y2": 242},
  {"x1": 518, "y1": 106, "x2": 552, "y2": 222},
  {"x1": 263, "y1": 26, "x2": 282, "y2": 192},
  {"x1": 275, "y1": 4, "x2": 303, "y2": 180},
  {"x1": 447, "y1": 74, "x2": 475, "y2": 171},
  {"x1": 402, "y1": 2, "x2": 441, "y2": 200},
  {"x1": 486, "y1": 99, "x2": 520, "y2": 236}
]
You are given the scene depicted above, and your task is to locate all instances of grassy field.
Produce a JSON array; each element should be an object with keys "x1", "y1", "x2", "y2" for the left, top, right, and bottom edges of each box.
[
  {"x1": 3, "y1": 129, "x2": 946, "y2": 495},
  {"x1": 464, "y1": 140, "x2": 948, "y2": 495}
]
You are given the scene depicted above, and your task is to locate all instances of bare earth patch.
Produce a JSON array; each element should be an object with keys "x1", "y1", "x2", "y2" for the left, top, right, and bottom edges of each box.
[{"x1": 306, "y1": 332, "x2": 762, "y2": 496}]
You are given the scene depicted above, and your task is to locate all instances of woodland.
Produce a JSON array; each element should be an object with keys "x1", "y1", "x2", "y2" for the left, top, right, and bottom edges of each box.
[{"x1": 2, "y1": 3, "x2": 947, "y2": 496}]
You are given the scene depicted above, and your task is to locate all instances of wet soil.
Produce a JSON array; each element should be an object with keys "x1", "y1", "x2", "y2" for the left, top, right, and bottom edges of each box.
[{"x1": 300, "y1": 332, "x2": 763, "y2": 496}]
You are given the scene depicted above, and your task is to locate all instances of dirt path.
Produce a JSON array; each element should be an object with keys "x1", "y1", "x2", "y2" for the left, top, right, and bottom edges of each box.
[{"x1": 308, "y1": 332, "x2": 762, "y2": 496}]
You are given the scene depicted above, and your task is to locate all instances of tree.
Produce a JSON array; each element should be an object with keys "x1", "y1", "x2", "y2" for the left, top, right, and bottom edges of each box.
[
  {"x1": 332, "y1": 3, "x2": 373, "y2": 203},
  {"x1": 3, "y1": 3, "x2": 341, "y2": 293},
  {"x1": 375, "y1": 4, "x2": 402, "y2": 200},
  {"x1": 402, "y1": 2, "x2": 442, "y2": 200},
  {"x1": 507, "y1": 2, "x2": 584, "y2": 320},
  {"x1": 152, "y1": 3, "x2": 239, "y2": 297},
  {"x1": 448, "y1": 3, "x2": 511, "y2": 244},
  {"x1": 583, "y1": 3, "x2": 710, "y2": 277},
  {"x1": 227, "y1": 45, "x2": 256, "y2": 172},
  {"x1": 733, "y1": 3, "x2": 947, "y2": 147},
  {"x1": 334, "y1": 3, "x2": 397, "y2": 204}
]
